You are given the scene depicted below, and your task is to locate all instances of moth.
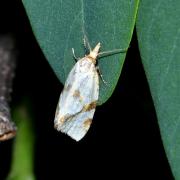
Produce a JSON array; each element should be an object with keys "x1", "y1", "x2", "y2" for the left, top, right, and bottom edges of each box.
[{"x1": 54, "y1": 39, "x2": 126, "y2": 141}]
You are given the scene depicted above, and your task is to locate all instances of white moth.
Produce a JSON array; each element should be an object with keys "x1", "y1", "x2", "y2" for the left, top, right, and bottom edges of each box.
[{"x1": 54, "y1": 41, "x2": 126, "y2": 141}]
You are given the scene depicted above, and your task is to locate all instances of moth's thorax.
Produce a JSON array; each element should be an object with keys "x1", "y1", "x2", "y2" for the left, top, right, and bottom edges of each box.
[{"x1": 79, "y1": 58, "x2": 96, "y2": 73}]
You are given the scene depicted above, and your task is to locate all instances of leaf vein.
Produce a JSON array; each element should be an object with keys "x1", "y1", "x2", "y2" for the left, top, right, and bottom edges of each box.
[{"x1": 62, "y1": 11, "x2": 82, "y2": 77}]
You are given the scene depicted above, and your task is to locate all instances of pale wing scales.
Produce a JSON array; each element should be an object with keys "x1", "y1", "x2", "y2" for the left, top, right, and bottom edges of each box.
[
  {"x1": 61, "y1": 109, "x2": 95, "y2": 141},
  {"x1": 54, "y1": 57, "x2": 99, "y2": 140},
  {"x1": 54, "y1": 59, "x2": 86, "y2": 127}
]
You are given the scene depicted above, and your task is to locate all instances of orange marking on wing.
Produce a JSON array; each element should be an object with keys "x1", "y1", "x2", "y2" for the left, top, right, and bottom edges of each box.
[
  {"x1": 83, "y1": 101, "x2": 97, "y2": 112},
  {"x1": 83, "y1": 118, "x2": 92, "y2": 130},
  {"x1": 73, "y1": 89, "x2": 83, "y2": 102},
  {"x1": 73, "y1": 89, "x2": 80, "y2": 97}
]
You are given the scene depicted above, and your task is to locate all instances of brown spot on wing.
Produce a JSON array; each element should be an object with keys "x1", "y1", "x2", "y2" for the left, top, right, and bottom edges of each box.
[
  {"x1": 54, "y1": 113, "x2": 75, "y2": 130},
  {"x1": 59, "y1": 115, "x2": 69, "y2": 123},
  {"x1": 83, "y1": 118, "x2": 92, "y2": 130},
  {"x1": 73, "y1": 89, "x2": 80, "y2": 97},
  {"x1": 73, "y1": 89, "x2": 83, "y2": 102},
  {"x1": 54, "y1": 115, "x2": 67, "y2": 129},
  {"x1": 83, "y1": 101, "x2": 97, "y2": 112}
]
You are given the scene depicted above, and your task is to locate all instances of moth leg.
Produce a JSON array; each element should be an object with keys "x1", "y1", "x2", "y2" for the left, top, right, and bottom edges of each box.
[
  {"x1": 98, "y1": 47, "x2": 128, "y2": 58},
  {"x1": 72, "y1": 48, "x2": 80, "y2": 62},
  {"x1": 96, "y1": 66, "x2": 108, "y2": 85}
]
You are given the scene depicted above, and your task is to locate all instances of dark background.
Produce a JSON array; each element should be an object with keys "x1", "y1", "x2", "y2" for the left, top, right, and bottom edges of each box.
[{"x1": 0, "y1": 1, "x2": 174, "y2": 180}]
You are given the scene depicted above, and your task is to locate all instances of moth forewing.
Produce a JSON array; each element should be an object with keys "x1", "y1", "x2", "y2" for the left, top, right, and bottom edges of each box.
[{"x1": 54, "y1": 44, "x2": 100, "y2": 141}]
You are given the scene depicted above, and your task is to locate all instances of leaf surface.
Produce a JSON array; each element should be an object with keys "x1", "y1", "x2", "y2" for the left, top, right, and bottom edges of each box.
[
  {"x1": 136, "y1": 0, "x2": 180, "y2": 178},
  {"x1": 22, "y1": 0, "x2": 139, "y2": 104}
]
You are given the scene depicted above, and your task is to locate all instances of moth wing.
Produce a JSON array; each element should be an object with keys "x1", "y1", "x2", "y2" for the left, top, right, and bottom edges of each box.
[
  {"x1": 54, "y1": 58, "x2": 99, "y2": 141},
  {"x1": 60, "y1": 109, "x2": 95, "y2": 141}
]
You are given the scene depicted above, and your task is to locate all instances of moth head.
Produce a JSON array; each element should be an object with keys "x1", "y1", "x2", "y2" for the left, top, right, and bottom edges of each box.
[{"x1": 88, "y1": 42, "x2": 101, "y2": 61}]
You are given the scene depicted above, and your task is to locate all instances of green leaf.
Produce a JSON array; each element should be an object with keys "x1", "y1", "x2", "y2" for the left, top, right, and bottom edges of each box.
[
  {"x1": 22, "y1": 0, "x2": 139, "y2": 105},
  {"x1": 7, "y1": 101, "x2": 35, "y2": 180},
  {"x1": 136, "y1": 0, "x2": 180, "y2": 179}
]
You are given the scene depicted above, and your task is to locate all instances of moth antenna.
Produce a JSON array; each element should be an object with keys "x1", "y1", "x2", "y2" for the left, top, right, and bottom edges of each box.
[
  {"x1": 98, "y1": 48, "x2": 128, "y2": 58},
  {"x1": 83, "y1": 35, "x2": 92, "y2": 52}
]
